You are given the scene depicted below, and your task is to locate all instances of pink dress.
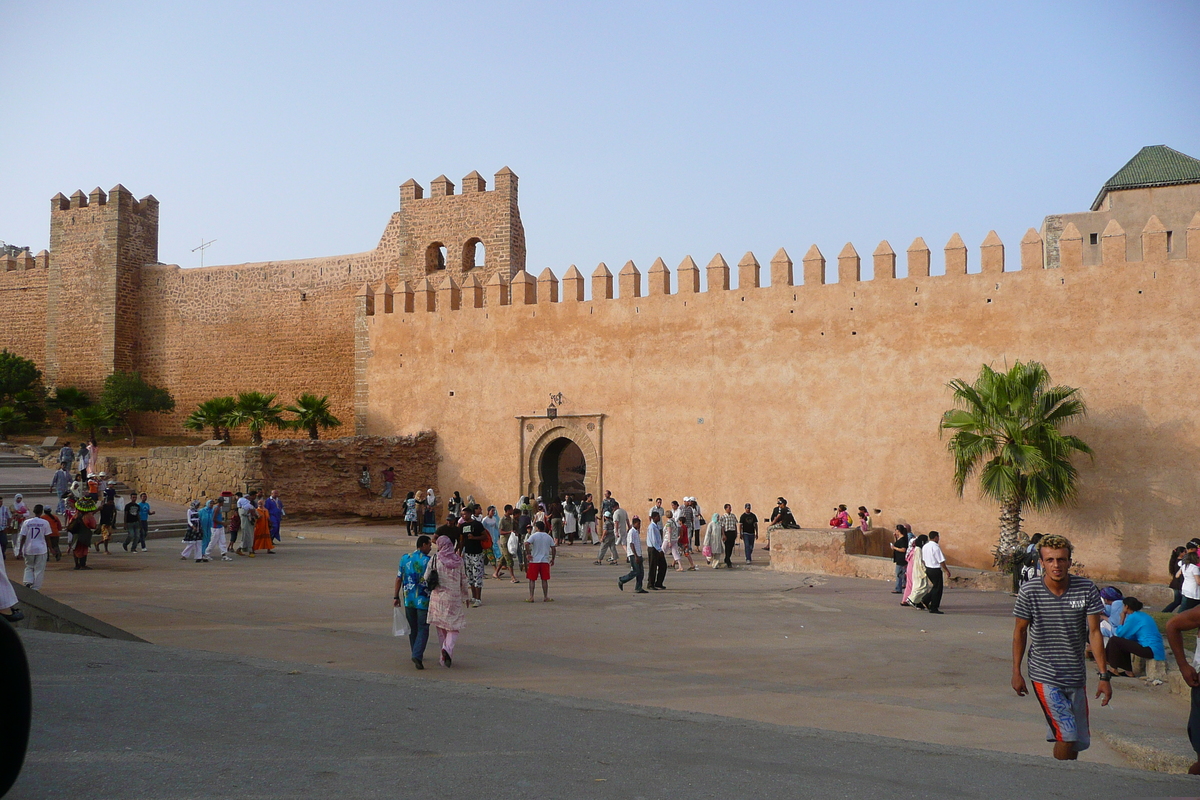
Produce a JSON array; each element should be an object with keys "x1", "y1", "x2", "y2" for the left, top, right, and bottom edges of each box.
[{"x1": 427, "y1": 559, "x2": 469, "y2": 632}]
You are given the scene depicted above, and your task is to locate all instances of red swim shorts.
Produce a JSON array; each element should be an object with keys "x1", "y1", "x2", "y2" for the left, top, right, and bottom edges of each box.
[{"x1": 526, "y1": 562, "x2": 551, "y2": 581}]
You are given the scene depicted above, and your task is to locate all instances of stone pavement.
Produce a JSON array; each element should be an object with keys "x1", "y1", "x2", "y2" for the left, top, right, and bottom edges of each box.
[
  {"x1": 4, "y1": 529, "x2": 1192, "y2": 775},
  {"x1": 9, "y1": 629, "x2": 1198, "y2": 799}
]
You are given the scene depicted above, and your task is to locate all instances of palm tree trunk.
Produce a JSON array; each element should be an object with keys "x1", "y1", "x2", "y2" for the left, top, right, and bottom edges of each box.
[
  {"x1": 998, "y1": 497, "x2": 1023, "y2": 553},
  {"x1": 308, "y1": 425, "x2": 319, "y2": 440},
  {"x1": 252, "y1": 429, "x2": 263, "y2": 446},
  {"x1": 211, "y1": 425, "x2": 220, "y2": 441}
]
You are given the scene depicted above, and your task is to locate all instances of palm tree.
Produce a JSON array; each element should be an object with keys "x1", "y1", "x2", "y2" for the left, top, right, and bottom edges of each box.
[
  {"x1": 940, "y1": 360, "x2": 1093, "y2": 554},
  {"x1": 0, "y1": 405, "x2": 24, "y2": 440},
  {"x1": 228, "y1": 391, "x2": 286, "y2": 445},
  {"x1": 49, "y1": 386, "x2": 92, "y2": 431},
  {"x1": 184, "y1": 396, "x2": 237, "y2": 442},
  {"x1": 71, "y1": 405, "x2": 113, "y2": 446},
  {"x1": 285, "y1": 393, "x2": 342, "y2": 440}
]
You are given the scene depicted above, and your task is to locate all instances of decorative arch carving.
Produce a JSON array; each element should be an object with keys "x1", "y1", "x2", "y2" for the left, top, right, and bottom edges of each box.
[{"x1": 522, "y1": 418, "x2": 601, "y2": 502}]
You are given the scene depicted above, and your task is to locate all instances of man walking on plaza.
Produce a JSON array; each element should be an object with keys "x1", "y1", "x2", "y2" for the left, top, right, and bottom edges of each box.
[
  {"x1": 579, "y1": 493, "x2": 598, "y2": 545},
  {"x1": 718, "y1": 504, "x2": 738, "y2": 568},
  {"x1": 58, "y1": 442, "x2": 74, "y2": 471},
  {"x1": 524, "y1": 520, "x2": 556, "y2": 602},
  {"x1": 395, "y1": 535, "x2": 432, "y2": 669},
  {"x1": 137, "y1": 493, "x2": 154, "y2": 551},
  {"x1": 646, "y1": 511, "x2": 667, "y2": 589},
  {"x1": 236, "y1": 491, "x2": 257, "y2": 556},
  {"x1": 612, "y1": 500, "x2": 629, "y2": 549},
  {"x1": 50, "y1": 465, "x2": 71, "y2": 511},
  {"x1": 1012, "y1": 534, "x2": 1112, "y2": 760},
  {"x1": 618, "y1": 516, "x2": 647, "y2": 593},
  {"x1": 595, "y1": 510, "x2": 618, "y2": 565},
  {"x1": 922, "y1": 530, "x2": 951, "y2": 614},
  {"x1": 891, "y1": 524, "x2": 911, "y2": 594},
  {"x1": 738, "y1": 503, "x2": 758, "y2": 563},
  {"x1": 265, "y1": 489, "x2": 284, "y2": 543},
  {"x1": 459, "y1": 507, "x2": 486, "y2": 607},
  {"x1": 122, "y1": 491, "x2": 139, "y2": 551},
  {"x1": 16, "y1": 504, "x2": 50, "y2": 590}
]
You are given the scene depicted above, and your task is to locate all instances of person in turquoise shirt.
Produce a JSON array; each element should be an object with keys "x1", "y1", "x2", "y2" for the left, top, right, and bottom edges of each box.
[
  {"x1": 394, "y1": 535, "x2": 432, "y2": 670},
  {"x1": 1106, "y1": 597, "x2": 1166, "y2": 677}
]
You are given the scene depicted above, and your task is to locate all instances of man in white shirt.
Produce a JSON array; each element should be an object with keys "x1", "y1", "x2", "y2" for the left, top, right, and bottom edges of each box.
[
  {"x1": 524, "y1": 520, "x2": 557, "y2": 603},
  {"x1": 612, "y1": 502, "x2": 630, "y2": 548},
  {"x1": 922, "y1": 530, "x2": 952, "y2": 614},
  {"x1": 646, "y1": 511, "x2": 667, "y2": 590},
  {"x1": 617, "y1": 516, "x2": 647, "y2": 593},
  {"x1": 17, "y1": 504, "x2": 51, "y2": 591}
]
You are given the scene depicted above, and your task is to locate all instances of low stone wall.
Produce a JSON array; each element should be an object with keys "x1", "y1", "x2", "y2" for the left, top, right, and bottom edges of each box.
[
  {"x1": 97, "y1": 446, "x2": 263, "y2": 505},
  {"x1": 94, "y1": 433, "x2": 438, "y2": 518},
  {"x1": 768, "y1": 528, "x2": 895, "y2": 578},
  {"x1": 259, "y1": 433, "x2": 438, "y2": 518},
  {"x1": 770, "y1": 527, "x2": 1174, "y2": 604}
]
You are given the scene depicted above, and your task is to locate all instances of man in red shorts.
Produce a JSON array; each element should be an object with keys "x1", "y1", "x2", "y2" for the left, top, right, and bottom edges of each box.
[
  {"x1": 1012, "y1": 534, "x2": 1112, "y2": 760},
  {"x1": 524, "y1": 520, "x2": 557, "y2": 603}
]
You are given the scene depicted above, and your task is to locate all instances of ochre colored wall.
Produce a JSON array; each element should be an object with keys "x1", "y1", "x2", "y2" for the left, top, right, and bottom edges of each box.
[
  {"x1": 0, "y1": 258, "x2": 49, "y2": 373},
  {"x1": 132, "y1": 253, "x2": 380, "y2": 437},
  {"x1": 363, "y1": 233, "x2": 1200, "y2": 583}
]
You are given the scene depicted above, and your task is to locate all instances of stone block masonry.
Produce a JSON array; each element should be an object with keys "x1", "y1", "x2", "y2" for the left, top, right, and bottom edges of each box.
[
  {"x1": 96, "y1": 434, "x2": 437, "y2": 517},
  {"x1": 0, "y1": 170, "x2": 522, "y2": 439}
]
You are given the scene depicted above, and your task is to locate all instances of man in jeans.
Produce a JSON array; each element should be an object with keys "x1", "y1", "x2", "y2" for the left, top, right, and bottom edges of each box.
[
  {"x1": 738, "y1": 503, "x2": 758, "y2": 563},
  {"x1": 122, "y1": 492, "x2": 139, "y2": 551},
  {"x1": 135, "y1": 493, "x2": 154, "y2": 551},
  {"x1": 381, "y1": 466, "x2": 395, "y2": 499},
  {"x1": 395, "y1": 535, "x2": 432, "y2": 670},
  {"x1": 891, "y1": 524, "x2": 911, "y2": 594},
  {"x1": 617, "y1": 516, "x2": 647, "y2": 593}
]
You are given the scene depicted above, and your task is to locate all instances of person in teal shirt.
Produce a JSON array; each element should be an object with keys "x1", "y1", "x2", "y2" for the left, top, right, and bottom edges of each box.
[
  {"x1": 1106, "y1": 597, "x2": 1166, "y2": 677},
  {"x1": 394, "y1": 536, "x2": 432, "y2": 669}
]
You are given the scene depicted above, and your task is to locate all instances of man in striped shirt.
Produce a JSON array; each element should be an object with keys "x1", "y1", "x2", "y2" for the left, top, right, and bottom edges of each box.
[{"x1": 1012, "y1": 534, "x2": 1111, "y2": 760}]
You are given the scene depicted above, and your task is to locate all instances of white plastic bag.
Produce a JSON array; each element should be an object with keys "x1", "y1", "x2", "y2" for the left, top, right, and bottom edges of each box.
[
  {"x1": 392, "y1": 605, "x2": 410, "y2": 637},
  {"x1": 507, "y1": 532, "x2": 520, "y2": 556}
]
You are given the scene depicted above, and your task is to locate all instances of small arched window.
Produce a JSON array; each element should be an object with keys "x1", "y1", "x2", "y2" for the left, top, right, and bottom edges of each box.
[
  {"x1": 463, "y1": 238, "x2": 485, "y2": 271},
  {"x1": 425, "y1": 242, "x2": 447, "y2": 273}
]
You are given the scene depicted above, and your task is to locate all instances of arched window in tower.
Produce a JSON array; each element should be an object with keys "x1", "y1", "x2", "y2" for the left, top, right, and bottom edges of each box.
[
  {"x1": 463, "y1": 238, "x2": 485, "y2": 271},
  {"x1": 425, "y1": 242, "x2": 447, "y2": 273}
]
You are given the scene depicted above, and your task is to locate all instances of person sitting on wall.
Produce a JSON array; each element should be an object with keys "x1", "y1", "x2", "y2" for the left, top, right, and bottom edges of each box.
[{"x1": 763, "y1": 497, "x2": 799, "y2": 552}]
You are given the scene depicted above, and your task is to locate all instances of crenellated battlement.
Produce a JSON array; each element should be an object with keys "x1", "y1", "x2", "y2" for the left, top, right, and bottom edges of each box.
[
  {"x1": 51, "y1": 184, "x2": 159, "y2": 216},
  {"x1": 359, "y1": 213, "x2": 1200, "y2": 317}
]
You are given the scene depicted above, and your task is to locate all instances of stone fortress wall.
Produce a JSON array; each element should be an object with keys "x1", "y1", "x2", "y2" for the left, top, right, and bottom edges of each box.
[
  {"x1": 359, "y1": 210, "x2": 1200, "y2": 583},
  {"x1": 3, "y1": 165, "x2": 1200, "y2": 581},
  {"x1": 0, "y1": 170, "x2": 524, "y2": 437}
]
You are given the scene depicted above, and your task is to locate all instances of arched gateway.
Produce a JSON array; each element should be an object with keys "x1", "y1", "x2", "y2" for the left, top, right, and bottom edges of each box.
[{"x1": 519, "y1": 414, "x2": 604, "y2": 503}]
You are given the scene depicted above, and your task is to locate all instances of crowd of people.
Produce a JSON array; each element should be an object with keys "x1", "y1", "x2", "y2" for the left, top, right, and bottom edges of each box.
[{"x1": 0, "y1": 466, "x2": 287, "y2": 623}]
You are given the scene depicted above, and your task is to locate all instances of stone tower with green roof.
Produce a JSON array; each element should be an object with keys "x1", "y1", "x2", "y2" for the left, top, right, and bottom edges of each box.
[{"x1": 1042, "y1": 145, "x2": 1200, "y2": 268}]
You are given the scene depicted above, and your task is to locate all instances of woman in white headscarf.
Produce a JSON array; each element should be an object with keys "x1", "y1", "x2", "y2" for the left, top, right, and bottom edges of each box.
[
  {"x1": 904, "y1": 534, "x2": 932, "y2": 609},
  {"x1": 703, "y1": 513, "x2": 724, "y2": 569}
]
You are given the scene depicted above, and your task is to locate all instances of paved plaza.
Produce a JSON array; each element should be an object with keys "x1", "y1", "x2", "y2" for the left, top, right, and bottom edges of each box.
[
  {"x1": 9, "y1": 628, "x2": 1197, "y2": 799},
  {"x1": 5, "y1": 525, "x2": 1195, "y2": 792}
]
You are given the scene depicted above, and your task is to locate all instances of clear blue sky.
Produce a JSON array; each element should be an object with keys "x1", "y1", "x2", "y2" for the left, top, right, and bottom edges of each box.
[{"x1": 3, "y1": 1, "x2": 1198, "y2": 282}]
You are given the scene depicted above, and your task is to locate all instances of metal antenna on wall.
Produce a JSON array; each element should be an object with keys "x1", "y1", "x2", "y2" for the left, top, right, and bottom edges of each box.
[{"x1": 191, "y1": 238, "x2": 217, "y2": 268}]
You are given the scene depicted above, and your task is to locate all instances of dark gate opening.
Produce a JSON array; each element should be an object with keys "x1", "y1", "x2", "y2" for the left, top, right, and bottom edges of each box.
[{"x1": 538, "y1": 437, "x2": 586, "y2": 502}]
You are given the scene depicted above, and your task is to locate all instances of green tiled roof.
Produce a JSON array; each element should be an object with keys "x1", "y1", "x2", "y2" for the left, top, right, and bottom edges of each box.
[{"x1": 1091, "y1": 145, "x2": 1200, "y2": 210}]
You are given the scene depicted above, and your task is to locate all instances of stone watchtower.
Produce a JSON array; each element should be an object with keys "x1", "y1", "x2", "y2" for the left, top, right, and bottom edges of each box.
[
  {"x1": 376, "y1": 167, "x2": 526, "y2": 287},
  {"x1": 44, "y1": 185, "x2": 159, "y2": 394}
]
